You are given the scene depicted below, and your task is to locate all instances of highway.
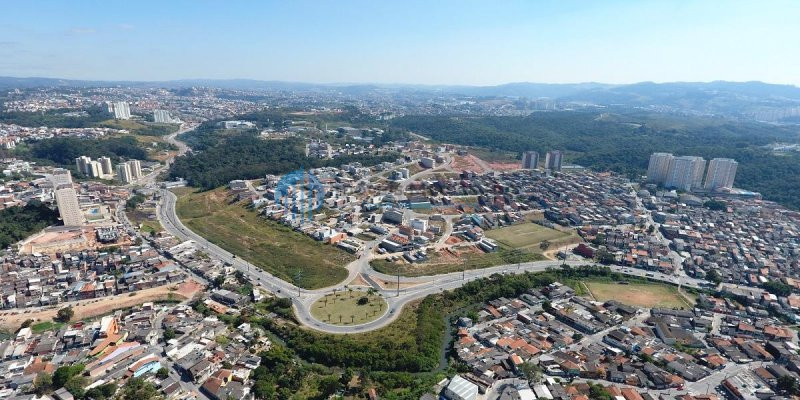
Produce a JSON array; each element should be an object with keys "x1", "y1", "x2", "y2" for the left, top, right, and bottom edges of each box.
[{"x1": 153, "y1": 132, "x2": 709, "y2": 334}]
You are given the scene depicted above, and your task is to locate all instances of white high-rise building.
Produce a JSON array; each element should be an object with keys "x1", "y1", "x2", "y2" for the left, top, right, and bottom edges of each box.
[
  {"x1": 87, "y1": 161, "x2": 102, "y2": 178},
  {"x1": 51, "y1": 168, "x2": 73, "y2": 186},
  {"x1": 522, "y1": 151, "x2": 539, "y2": 169},
  {"x1": 545, "y1": 150, "x2": 563, "y2": 171},
  {"x1": 704, "y1": 158, "x2": 738, "y2": 190},
  {"x1": 646, "y1": 152, "x2": 674, "y2": 184},
  {"x1": 153, "y1": 109, "x2": 172, "y2": 123},
  {"x1": 98, "y1": 157, "x2": 113, "y2": 177},
  {"x1": 116, "y1": 163, "x2": 133, "y2": 184},
  {"x1": 665, "y1": 156, "x2": 706, "y2": 191},
  {"x1": 113, "y1": 101, "x2": 131, "y2": 120},
  {"x1": 75, "y1": 156, "x2": 91, "y2": 175},
  {"x1": 50, "y1": 172, "x2": 84, "y2": 226},
  {"x1": 127, "y1": 160, "x2": 142, "y2": 180}
]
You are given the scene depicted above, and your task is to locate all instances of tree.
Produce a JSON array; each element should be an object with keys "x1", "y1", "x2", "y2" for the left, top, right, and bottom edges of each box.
[
  {"x1": 156, "y1": 367, "x2": 169, "y2": 379},
  {"x1": 83, "y1": 383, "x2": 117, "y2": 400},
  {"x1": 357, "y1": 296, "x2": 369, "y2": 305},
  {"x1": 317, "y1": 376, "x2": 341, "y2": 397},
  {"x1": 55, "y1": 306, "x2": 74, "y2": 323},
  {"x1": 539, "y1": 240, "x2": 551, "y2": 251},
  {"x1": 706, "y1": 269, "x2": 723, "y2": 284},
  {"x1": 518, "y1": 362, "x2": 543, "y2": 383},
  {"x1": 64, "y1": 375, "x2": 88, "y2": 399},
  {"x1": 120, "y1": 378, "x2": 162, "y2": 400},
  {"x1": 163, "y1": 327, "x2": 176, "y2": 342},
  {"x1": 33, "y1": 373, "x2": 53, "y2": 395},
  {"x1": 53, "y1": 364, "x2": 84, "y2": 388},
  {"x1": 778, "y1": 375, "x2": 800, "y2": 395}
]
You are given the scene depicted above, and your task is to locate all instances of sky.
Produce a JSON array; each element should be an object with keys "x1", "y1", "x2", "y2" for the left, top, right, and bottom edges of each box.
[{"x1": 1, "y1": 0, "x2": 799, "y2": 86}]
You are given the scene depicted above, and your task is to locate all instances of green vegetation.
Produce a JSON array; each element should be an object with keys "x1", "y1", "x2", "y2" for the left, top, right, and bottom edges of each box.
[
  {"x1": 55, "y1": 306, "x2": 75, "y2": 323},
  {"x1": 11, "y1": 136, "x2": 149, "y2": 174},
  {"x1": 174, "y1": 187, "x2": 351, "y2": 289},
  {"x1": 31, "y1": 321, "x2": 65, "y2": 333},
  {"x1": 169, "y1": 125, "x2": 398, "y2": 189},
  {"x1": 391, "y1": 111, "x2": 800, "y2": 209},
  {"x1": 0, "y1": 200, "x2": 60, "y2": 249},
  {"x1": 310, "y1": 290, "x2": 388, "y2": 326},
  {"x1": 371, "y1": 248, "x2": 544, "y2": 277},
  {"x1": 97, "y1": 119, "x2": 178, "y2": 136},
  {"x1": 119, "y1": 377, "x2": 160, "y2": 400},
  {"x1": 485, "y1": 222, "x2": 573, "y2": 250},
  {"x1": 0, "y1": 106, "x2": 112, "y2": 128}
]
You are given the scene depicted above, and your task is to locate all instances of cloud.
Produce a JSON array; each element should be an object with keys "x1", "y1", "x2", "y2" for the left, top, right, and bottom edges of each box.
[
  {"x1": 117, "y1": 23, "x2": 135, "y2": 31},
  {"x1": 68, "y1": 27, "x2": 96, "y2": 35}
]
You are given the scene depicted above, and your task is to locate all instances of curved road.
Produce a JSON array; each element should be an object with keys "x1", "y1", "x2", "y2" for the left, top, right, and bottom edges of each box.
[{"x1": 156, "y1": 133, "x2": 708, "y2": 334}]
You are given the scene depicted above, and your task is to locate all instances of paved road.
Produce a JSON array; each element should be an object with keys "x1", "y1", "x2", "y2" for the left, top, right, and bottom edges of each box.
[{"x1": 154, "y1": 133, "x2": 709, "y2": 334}]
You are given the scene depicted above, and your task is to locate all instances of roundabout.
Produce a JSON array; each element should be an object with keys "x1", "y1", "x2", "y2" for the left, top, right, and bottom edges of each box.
[{"x1": 309, "y1": 289, "x2": 388, "y2": 326}]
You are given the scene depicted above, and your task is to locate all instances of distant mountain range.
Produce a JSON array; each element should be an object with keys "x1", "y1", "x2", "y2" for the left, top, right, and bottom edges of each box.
[{"x1": 2, "y1": 76, "x2": 799, "y2": 122}]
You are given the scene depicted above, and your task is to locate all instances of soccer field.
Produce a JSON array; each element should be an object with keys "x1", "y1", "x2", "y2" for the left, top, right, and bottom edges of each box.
[
  {"x1": 485, "y1": 222, "x2": 573, "y2": 249},
  {"x1": 584, "y1": 281, "x2": 696, "y2": 309}
]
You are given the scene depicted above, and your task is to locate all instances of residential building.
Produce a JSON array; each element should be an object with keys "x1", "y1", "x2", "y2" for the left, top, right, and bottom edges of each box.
[
  {"x1": 704, "y1": 158, "x2": 738, "y2": 191},
  {"x1": 664, "y1": 156, "x2": 705, "y2": 191},
  {"x1": 127, "y1": 160, "x2": 142, "y2": 180},
  {"x1": 545, "y1": 150, "x2": 563, "y2": 171},
  {"x1": 522, "y1": 151, "x2": 539, "y2": 169},
  {"x1": 153, "y1": 109, "x2": 172, "y2": 123},
  {"x1": 113, "y1": 101, "x2": 131, "y2": 120},
  {"x1": 98, "y1": 157, "x2": 113, "y2": 177},
  {"x1": 646, "y1": 153, "x2": 674, "y2": 184},
  {"x1": 117, "y1": 163, "x2": 133, "y2": 184},
  {"x1": 52, "y1": 176, "x2": 84, "y2": 226}
]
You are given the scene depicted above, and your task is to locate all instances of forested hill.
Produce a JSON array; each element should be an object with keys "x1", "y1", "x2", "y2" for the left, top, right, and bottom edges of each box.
[
  {"x1": 168, "y1": 129, "x2": 399, "y2": 190},
  {"x1": 391, "y1": 111, "x2": 800, "y2": 209}
]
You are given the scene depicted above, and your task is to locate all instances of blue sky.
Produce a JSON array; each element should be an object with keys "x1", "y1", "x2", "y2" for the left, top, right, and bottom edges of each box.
[{"x1": 1, "y1": 0, "x2": 799, "y2": 85}]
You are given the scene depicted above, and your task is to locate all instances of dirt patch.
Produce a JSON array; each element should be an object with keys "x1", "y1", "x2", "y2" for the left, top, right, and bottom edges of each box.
[
  {"x1": 487, "y1": 161, "x2": 521, "y2": 171},
  {"x1": 0, "y1": 279, "x2": 204, "y2": 331},
  {"x1": 348, "y1": 274, "x2": 372, "y2": 288},
  {"x1": 451, "y1": 155, "x2": 486, "y2": 174},
  {"x1": 370, "y1": 276, "x2": 428, "y2": 290}
]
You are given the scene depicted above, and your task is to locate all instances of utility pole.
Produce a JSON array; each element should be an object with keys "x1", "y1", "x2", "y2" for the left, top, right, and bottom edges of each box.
[{"x1": 396, "y1": 274, "x2": 400, "y2": 297}]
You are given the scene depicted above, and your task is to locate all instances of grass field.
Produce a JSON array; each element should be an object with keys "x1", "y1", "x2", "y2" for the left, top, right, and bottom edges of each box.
[
  {"x1": 174, "y1": 187, "x2": 352, "y2": 289},
  {"x1": 584, "y1": 281, "x2": 696, "y2": 309},
  {"x1": 485, "y1": 222, "x2": 573, "y2": 250},
  {"x1": 31, "y1": 321, "x2": 64, "y2": 333},
  {"x1": 310, "y1": 290, "x2": 388, "y2": 325},
  {"x1": 371, "y1": 248, "x2": 544, "y2": 277}
]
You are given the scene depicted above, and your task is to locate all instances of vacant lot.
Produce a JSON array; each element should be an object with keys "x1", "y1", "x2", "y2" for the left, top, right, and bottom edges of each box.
[
  {"x1": 0, "y1": 280, "x2": 202, "y2": 331},
  {"x1": 486, "y1": 222, "x2": 574, "y2": 250},
  {"x1": 174, "y1": 188, "x2": 351, "y2": 289},
  {"x1": 371, "y1": 247, "x2": 544, "y2": 277},
  {"x1": 310, "y1": 290, "x2": 388, "y2": 326},
  {"x1": 584, "y1": 281, "x2": 695, "y2": 309}
]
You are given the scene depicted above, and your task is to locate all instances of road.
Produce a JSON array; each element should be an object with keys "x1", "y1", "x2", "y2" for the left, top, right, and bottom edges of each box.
[{"x1": 153, "y1": 132, "x2": 708, "y2": 334}]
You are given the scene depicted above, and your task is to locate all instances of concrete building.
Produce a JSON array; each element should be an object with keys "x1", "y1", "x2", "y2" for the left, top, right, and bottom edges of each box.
[
  {"x1": 545, "y1": 150, "x2": 563, "y2": 171},
  {"x1": 51, "y1": 172, "x2": 84, "y2": 226},
  {"x1": 704, "y1": 158, "x2": 738, "y2": 190},
  {"x1": 127, "y1": 160, "x2": 142, "y2": 180},
  {"x1": 646, "y1": 152, "x2": 674, "y2": 184},
  {"x1": 665, "y1": 156, "x2": 706, "y2": 191},
  {"x1": 116, "y1": 163, "x2": 133, "y2": 184},
  {"x1": 112, "y1": 101, "x2": 131, "y2": 120},
  {"x1": 51, "y1": 168, "x2": 73, "y2": 186},
  {"x1": 522, "y1": 151, "x2": 539, "y2": 169},
  {"x1": 153, "y1": 109, "x2": 172, "y2": 123},
  {"x1": 98, "y1": 157, "x2": 113, "y2": 177},
  {"x1": 75, "y1": 156, "x2": 103, "y2": 178},
  {"x1": 420, "y1": 157, "x2": 435, "y2": 169},
  {"x1": 443, "y1": 375, "x2": 478, "y2": 400}
]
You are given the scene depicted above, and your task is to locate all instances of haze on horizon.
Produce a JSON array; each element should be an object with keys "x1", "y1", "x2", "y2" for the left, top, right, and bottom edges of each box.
[{"x1": 1, "y1": 0, "x2": 799, "y2": 87}]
